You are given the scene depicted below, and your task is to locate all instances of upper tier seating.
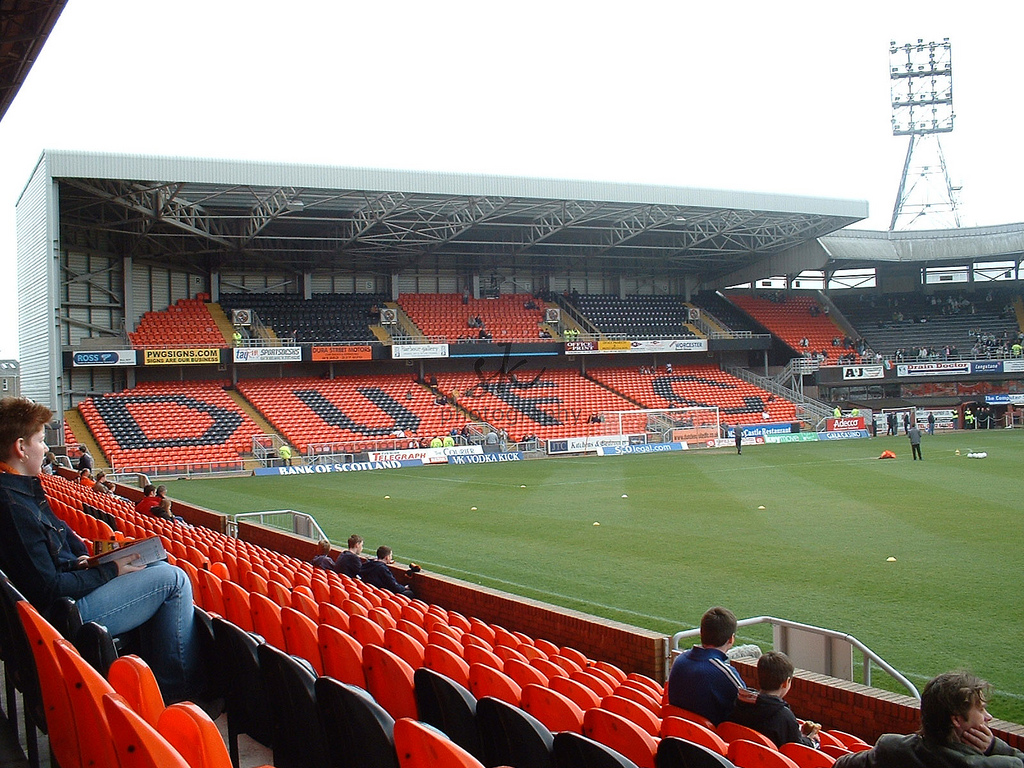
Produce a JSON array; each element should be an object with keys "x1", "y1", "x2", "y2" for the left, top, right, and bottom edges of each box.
[
  {"x1": 236, "y1": 375, "x2": 471, "y2": 453},
  {"x1": 565, "y1": 294, "x2": 697, "y2": 338},
  {"x1": 219, "y1": 293, "x2": 387, "y2": 343},
  {"x1": 725, "y1": 294, "x2": 859, "y2": 365},
  {"x1": 398, "y1": 293, "x2": 546, "y2": 341},
  {"x1": 434, "y1": 368, "x2": 637, "y2": 441},
  {"x1": 588, "y1": 365, "x2": 797, "y2": 426},
  {"x1": 830, "y1": 289, "x2": 1021, "y2": 360},
  {"x1": 129, "y1": 296, "x2": 226, "y2": 348},
  {"x1": 76, "y1": 381, "x2": 263, "y2": 472},
  {"x1": 690, "y1": 291, "x2": 764, "y2": 334}
]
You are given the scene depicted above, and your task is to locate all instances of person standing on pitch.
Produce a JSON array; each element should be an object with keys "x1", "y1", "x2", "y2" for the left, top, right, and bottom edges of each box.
[
  {"x1": 908, "y1": 423, "x2": 923, "y2": 460},
  {"x1": 734, "y1": 425, "x2": 744, "y2": 455}
]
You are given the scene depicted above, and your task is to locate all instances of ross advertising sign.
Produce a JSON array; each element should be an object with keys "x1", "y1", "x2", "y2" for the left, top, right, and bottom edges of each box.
[
  {"x1": 144, "y1": 348, "x2": 221, "y2": 366},
  {"x1": 72, "y1": 350, "x2": 137, "y2": 367},
  {"x1": 233, "y1": 347, "x2": 303, "y2": 363}
]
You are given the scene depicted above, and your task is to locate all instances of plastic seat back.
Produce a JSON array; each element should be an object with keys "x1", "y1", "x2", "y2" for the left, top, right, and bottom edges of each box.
[
  {"x1": 249, "y1": 592, "x2": 287, "y2": 650},
  {"x1": 468, "y1": 662, "x2": 522, "y2": 706},
  {"x1": 158, "y1": 702, "x2": 248, "y2": 768},
  {"x1": 102, "y1": 693, "x2": 190, "y2": 768},
  {"x1": 476, "y1": 695, "x2": 555, "y2": 768},
  {"x1": 315, "y1": 676, "x2": 399, "y2": 768},
  {"x1": 424, "y1": 642, "x2": 471, "y2": 688},
  {"x1": 386, "y1": 627, "x2": 427, "y2": 668},
  {"x1": 656, "y1": 736, "x2": 735, "y2": 768},
  {"x1": 413, "y1": 667, "x2": 482, "y2": 759},
  {"x1": 258, "y1": 642, "x2": 330, "y2": 768},
  {"x1": 16, "y1": 601, "x2": 78, "y2": 767},
  {"x1": 583, "y1": 707, "x2": 658, "y2": 768},
  {"x1": 281, "y1": 606, "x2": 323, "y2": 674},
  {"x1": 351, "y1": 612, "x2": 388, "y2": 647},
  {"x1": 53, "y1": 638, "x2": 119, "y2": 768},
  {"x1": 660, "y1": 716, "x2": 728, "y2": 755},
  {"x1": 363, "y1": 644, "x2": 418, "y2": 721},
  {"x1": 727, "y1": 740, "x2": 800, "y2": 768},
  {"x1": 718, "y1": 722, "x2": 778, "y2": 750},
  {"x1": 108, "y1": 654, "x2": 166, "y2": 727},
  {"x1": 550, "y1": 674, "x2": 602, "y2": 711},
  {"x1": 552, "y1": 731, "x2": 641, "y2": 768},
  {"x1": 779, "y1": 742, "x2": 836, "y2": 768},
  {"x1": 601, "y1": 694, "x2": 661, "y2": 737},
  {"x1": 211, "y1": 617, "x2": 274, "y2": 766},
  {"x1": 521, "y1": 683, "x2": 585, "y2": 734},
  {"x1": 661, "y1": 705, "x2": 715, "y2": 731},
  {"x1": 505, "y1": 657, "x2": 549, "y2": 689},
  {"x1": 393, "y1": 717, "x2": 486, "y2": 768}
]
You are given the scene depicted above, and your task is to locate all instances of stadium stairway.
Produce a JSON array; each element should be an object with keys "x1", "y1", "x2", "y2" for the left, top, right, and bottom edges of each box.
[
  {"x1": 206, "y1": 302, "x2": 236, "y2": 343},
  {"x1": 63, "y1": 408, "x2": 106, "y2": 469}
]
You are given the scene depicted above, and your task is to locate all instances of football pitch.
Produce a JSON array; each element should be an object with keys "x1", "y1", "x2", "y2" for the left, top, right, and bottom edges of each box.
[{"x1": 166, "y1": 429, "x2": 1024, "y2": 723}]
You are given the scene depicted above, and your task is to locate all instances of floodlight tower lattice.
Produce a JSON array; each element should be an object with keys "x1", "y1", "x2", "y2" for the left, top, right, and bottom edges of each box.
[{"x1": 889, "y1": 38, "x2": 961, "y2": 231}]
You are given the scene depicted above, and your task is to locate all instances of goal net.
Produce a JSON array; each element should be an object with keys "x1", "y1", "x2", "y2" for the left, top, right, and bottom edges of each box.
[{"x1": 596, "y1": 407, "x2": 721, "y2": 447}]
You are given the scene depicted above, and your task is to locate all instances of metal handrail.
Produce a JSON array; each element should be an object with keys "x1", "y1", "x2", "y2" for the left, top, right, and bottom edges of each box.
[
  {"x1": 671, "y1": 615, "x2": 920, "y2": 700},
  {"x1": 227, "y1": 509, "x2": 328, "y2": 541}
]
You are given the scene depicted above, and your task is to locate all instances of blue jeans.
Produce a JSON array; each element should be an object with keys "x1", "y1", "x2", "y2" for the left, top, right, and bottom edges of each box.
[{"x1": 75, "y1": 561, "x2": 200, "y2": 702}]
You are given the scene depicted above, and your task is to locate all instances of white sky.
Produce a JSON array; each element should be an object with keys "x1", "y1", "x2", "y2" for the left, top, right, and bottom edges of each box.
[{"x1": 2, "y1": 0, "x2": 1023, "y2": 360}]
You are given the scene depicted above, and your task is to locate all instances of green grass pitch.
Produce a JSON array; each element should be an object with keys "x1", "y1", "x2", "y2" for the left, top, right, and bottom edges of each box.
[{"x1": 165, "y1": 429, "x2": 1024, "y2": 723}]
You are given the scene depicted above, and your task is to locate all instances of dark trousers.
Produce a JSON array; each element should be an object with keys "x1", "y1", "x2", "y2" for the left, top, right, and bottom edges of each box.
[{"x1": 911, "y1": 443, "x2": 922, "y2": 460}]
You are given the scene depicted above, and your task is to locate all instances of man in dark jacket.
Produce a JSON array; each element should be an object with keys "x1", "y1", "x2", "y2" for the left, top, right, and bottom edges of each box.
[
  {"x1": 359, "y1": 545, "x2": 414, "y2": 597},
  {"x1": 835, "y1": 671, "x2": 1024, "y2": 768},
  {"x1": 334, "y1": 534, "x2": 364, "y2": 578},
  {"x1": 667, "y1": 606, "x2": 747, "y2": 725},
  {"x1": 728, "y1": 651, "x2": 820, "y2": 748}
]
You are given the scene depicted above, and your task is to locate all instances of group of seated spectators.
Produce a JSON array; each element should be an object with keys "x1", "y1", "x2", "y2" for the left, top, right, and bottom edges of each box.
[
  {"x1": 669, "y1": 607, "x2": 1018, "y2": 767},
  {"x1": 312, "y1": 534, "x2": 419, "y2": 597}
]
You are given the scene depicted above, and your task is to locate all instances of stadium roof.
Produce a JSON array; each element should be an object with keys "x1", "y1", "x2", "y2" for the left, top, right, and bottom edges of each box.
[
  {"x1": 820, "y1": 223, "x2": 1024, "y2": 267},
  {"x1": 0, "y1": 0, "x2": 67, "y2": 123},
  {"x1": 40, "y1": 150, "x2": 868, "y2": 284}
]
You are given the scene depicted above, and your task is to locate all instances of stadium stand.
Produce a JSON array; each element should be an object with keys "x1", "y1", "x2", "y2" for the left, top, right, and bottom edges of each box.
[
  {"x1": 831, "y1": 289, "x2": 1022, "y2": 361},
  {"x1": 219, "y1": 292, "x2": 387, "y2": 343},
  {"x1": 565, "y1": 294, "x2": 698, "y2": 338},
  {"x1": 235, "y1": 374, "x2": 472, "y2": 454},
  {"x1": 75, "y1": 381, "x2": 263, "y2": 473},
  {"x1": 433, "y1": 368, "x2": 639, "y2": 441},
  {"x1": 725, "y1": 294, "x2": 860, "y2": 365},
  {"x1": 587, "y1": 365, "x2": 797, "y2": 425},
  {"x1": 398, "y1": 292, "x2": 547, "y2": 341},
  {"x1": 129, "y1": 296, "x2": 227, "y2": 348}
]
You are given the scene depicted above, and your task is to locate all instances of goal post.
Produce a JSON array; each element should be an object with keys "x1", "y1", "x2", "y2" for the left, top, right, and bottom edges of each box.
[{"x1": 596, "y1": 407, "x2": 721, "y2": 447}]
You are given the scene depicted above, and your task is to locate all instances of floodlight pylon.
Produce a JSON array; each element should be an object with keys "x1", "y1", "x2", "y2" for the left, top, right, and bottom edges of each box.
[{"x1": 888, "y1": 39, "x2": 961, "y2": 231}]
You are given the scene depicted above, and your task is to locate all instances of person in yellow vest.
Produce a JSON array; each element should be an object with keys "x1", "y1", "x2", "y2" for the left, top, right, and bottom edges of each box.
[
  {"x1": 442, "y1": 435, "x2": 455, "y2": 447},
  {"x1": 430, "y1": 436, "x2": 443, "y2": 448},
  {"x1": 833, "y1": 406, "x2": 842, "y2": 418},
  {"x1": 232, "y1": 329, "x2": 242, "y2": 346},
  {"x1": 964, "y1": 410, "x2": 975, "y2": 429}
]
